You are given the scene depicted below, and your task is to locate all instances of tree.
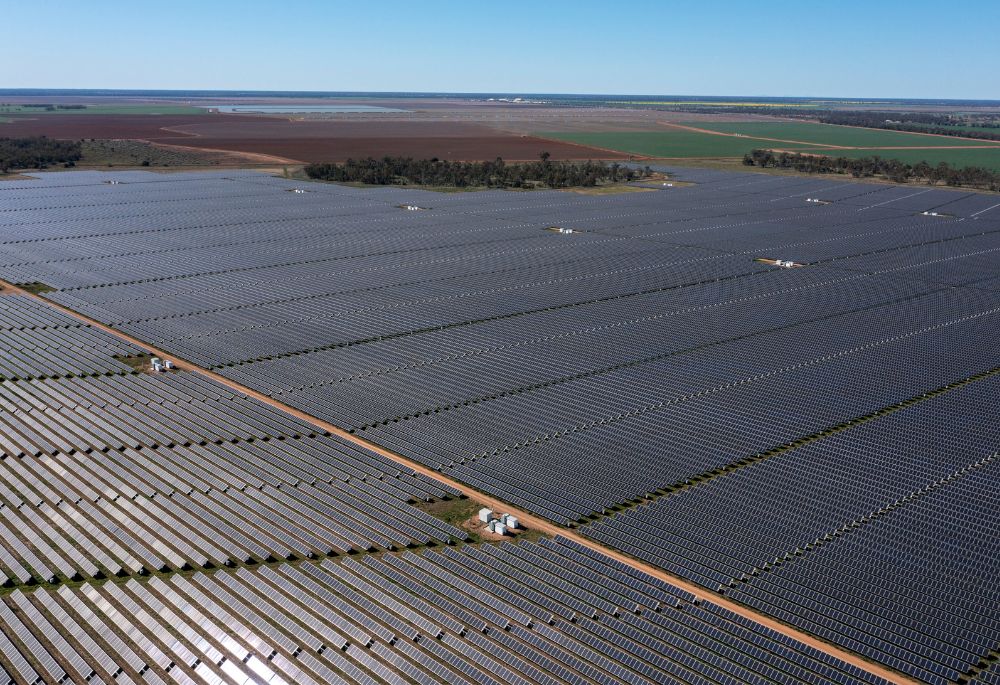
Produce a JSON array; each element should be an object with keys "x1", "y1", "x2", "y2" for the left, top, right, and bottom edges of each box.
[
  {"x1": 741, "y1": 149, "x2": 1000, "y2": 192},
  {"x1": 303, "y1": 157, "x2": 646, "y2": 190},
  {"x1": 0, "y1": 137, "x2": 82, "y2": 174}
]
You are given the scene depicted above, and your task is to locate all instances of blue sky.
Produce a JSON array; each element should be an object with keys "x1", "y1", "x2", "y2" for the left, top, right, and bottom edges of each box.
[{"x1": 4, "y1": 0, "x2": 998, "y2": 99}]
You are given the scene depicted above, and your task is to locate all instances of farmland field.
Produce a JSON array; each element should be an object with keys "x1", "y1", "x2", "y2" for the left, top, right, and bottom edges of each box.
[
  {"x1": 542, "y1": 124, "x2": 1000, "y2": 171},
  {"x1": 7, "y1": 94, "x2": 996, "y2": 172},
  {"x1": 1, "y1": 113, "x2": 627, "y2": 162},
  {"x1": 0, "y1": 103, "x2": 206, "y2": 115},
  {"x1": 793, "y1": 145, "x2": 1000, "y2": 171},
  {"x1": 683, "y1": 120, "x2": 1000, "y2": 148},
  {"x1": 539, "y1": 130, "x2": 816, "y2": 158}
]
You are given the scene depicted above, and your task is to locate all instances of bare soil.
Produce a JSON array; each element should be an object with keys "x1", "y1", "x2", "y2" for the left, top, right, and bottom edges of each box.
[
  {"x1": 559, "y1": 185, "x2": 657, "y2": 196},
  {"x1": 2, "y1": 114, "x2": 627, "y2": 163}
]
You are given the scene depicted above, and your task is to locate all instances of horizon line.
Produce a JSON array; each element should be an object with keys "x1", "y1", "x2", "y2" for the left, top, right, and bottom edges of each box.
[{"x1": 2, "y1": 88, "x2": 999, "y2": 104}]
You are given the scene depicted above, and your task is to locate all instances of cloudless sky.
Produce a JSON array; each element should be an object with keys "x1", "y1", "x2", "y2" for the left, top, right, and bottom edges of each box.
[{"x1": 4, "y1": 0, "x2": 999, "y2": 99}]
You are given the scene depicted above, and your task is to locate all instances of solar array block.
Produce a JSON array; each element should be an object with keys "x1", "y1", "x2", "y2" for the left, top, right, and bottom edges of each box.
[{"x1": 1, "y1": 168, "x2": 998, "y2": 684}]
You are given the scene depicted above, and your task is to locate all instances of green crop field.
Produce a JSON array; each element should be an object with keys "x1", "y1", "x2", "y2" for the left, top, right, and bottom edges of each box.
[
  {"x1": 683, "y1": 121, "x2": 998, "y2": 148},
  {"x1": 540, "y1": 131, "x2": 816, "y2": 159},
  {"x1": 542, "y1": 125, "x2": 1000, "y2": 171},
  {"x1": 945, "y1": 124, "x2": 1000, "y2": 134},
  {"x1": 0, "y1": 104, "x2": 205, "y2": 115},
  {"x1": 794, "y1": 146, "x2": 1000, "y2": 171}
]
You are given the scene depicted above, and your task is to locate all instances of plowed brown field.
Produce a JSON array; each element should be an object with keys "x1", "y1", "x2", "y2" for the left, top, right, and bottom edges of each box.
[{"x1": 2, "y1": 114, "x2": 627, "y2": 162}]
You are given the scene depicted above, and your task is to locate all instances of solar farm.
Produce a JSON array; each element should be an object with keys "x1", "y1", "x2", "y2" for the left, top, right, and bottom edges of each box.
[{"x1": 0, "y1": 167, "x2": 997, "y2": 685}]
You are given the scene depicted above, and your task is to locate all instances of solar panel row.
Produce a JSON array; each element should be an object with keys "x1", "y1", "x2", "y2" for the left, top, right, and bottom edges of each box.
[
  {"x1": 2, "y1": 168, "x2": 998, "y2": 684},
  {"x1": 972, "y1": 662, "x2": 1000, "y2": 685},
  {"x1": 0, "y1": 537, "x2": 889, "y2": 685},
  {"x1": 0, "y1": 292, "x2": 467, "y2": 585},
  {"x1": 583, "y1": 373, "x2": 1000, "y2": 684},
  {"x1": 0, "y1": 294, "x2": 143, "y2": 379},
  {"x1": 3, "y1": 173, "x2": 994, "y2": 523}
]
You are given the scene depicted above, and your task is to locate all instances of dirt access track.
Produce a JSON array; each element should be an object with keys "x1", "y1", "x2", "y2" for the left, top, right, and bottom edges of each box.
[
  {"x1": 0, "y1": 276, "x2": 916, "y2": 685},
  {"x1": 2, "y1": 114, "x2": 628, "y2": 162},
  {"x1": 660, "y1": 120, "x2": 1000, "y2": 151}
]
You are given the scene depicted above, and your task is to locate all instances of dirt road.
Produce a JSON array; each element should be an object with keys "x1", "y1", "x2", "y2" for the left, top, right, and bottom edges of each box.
[
  {"x1": 658, "y1": 121, "x2": 848, "y2": 148},
  {"x1": 145, "y1": 140, "x2": 302, "y2": 165},
  {"x1": 659, "y1": 120, "x2": 1000, "y2": 152}
]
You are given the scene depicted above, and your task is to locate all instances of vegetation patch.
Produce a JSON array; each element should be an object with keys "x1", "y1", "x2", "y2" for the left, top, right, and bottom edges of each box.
[
  {"x1": 113, "y1": 353, "x2": 154, "y2": 374},
  {"x1": 543, "y1": 126, "x2": 1000, "y2": 173},
  {"x1": 80, "y1": 140, "x2": 232, "y2": 168},
  {"x1": 1, "y1": 137, "x2": 82, "y2": 173},
  {"x1": 0, "y1": 103, "x2": 88, "y2": 113},
  {"x1": 0, "y1": 103, "x2": 206, "y2": 115},
  {"x1": 416, "y1": 496, "x2": 544, "y2": 544},
  {"x1": 416, "y1": 497, "x2": 482, "y2": 542},
  {"x1": 0, "y1": 170, "x2": 35, "y2": 180},
  {"x1": 304, "y1": 155, "x2": 649, "y2": 189},
  {"x1": 810, "y1": 111, "x2": 1000, "y2": 143},
  {"x1": 113, "y1": 352, "x2": 179, "y2": 375},
  {"x1": 788, "y1": 146, "x2": 1000, "y2": 173},
  {"x1": 743, "y1": 149, "x2": 1000, "y2": 191},
  {"x1": 561, "y1": 184, "x2": 656, "y2": 195},
  {"x1": 17, "y1": 281, "x2": 57, "y2": 295},
  {"x1": 540, "y1": 130, "x2": 814, "y2": 159}
]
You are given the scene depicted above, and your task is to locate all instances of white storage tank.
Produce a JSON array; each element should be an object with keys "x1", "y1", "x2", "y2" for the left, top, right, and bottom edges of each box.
[
  {"x1": 478, "y1": 508, "x2": 493, "y2": 523},
  {"x1": 505, "y1": 516, "x2": 519, "y2": 530},
  {"x1": 494, "y1": 522, "x2": 507, "y2": 536}
]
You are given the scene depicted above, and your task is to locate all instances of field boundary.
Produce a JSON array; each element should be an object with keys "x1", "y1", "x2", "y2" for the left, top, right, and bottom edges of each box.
[
  {"x1": 659, "y1": 120, "x2": 1000, "y2": 152},
  {"x1": 657, "y1": 121, "x2": 848, "y2": 149},
  {"x1": 143, "y1": 140, "x2": 302, "y2": 165},
  {"x1": 818, "y1": 121, "x2": 1000, "y2": 146},
  {"x1": 530, "y1": 132, "x2": 654, "y2": 160}
]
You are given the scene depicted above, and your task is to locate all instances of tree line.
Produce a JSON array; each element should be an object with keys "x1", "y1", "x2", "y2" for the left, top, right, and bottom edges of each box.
[
  {"x1": 0, "y1": 137, "x2": 83, "y2": 173},
  {"x1": 304, "y1": 155, "x2": 648, "y2": 189},
  {"x1": 742, "y1": 149, "x2": 1000, "y2": 191},
  {"x1": 0, "y1": 103, "x2": 87, "y2": 111}
]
